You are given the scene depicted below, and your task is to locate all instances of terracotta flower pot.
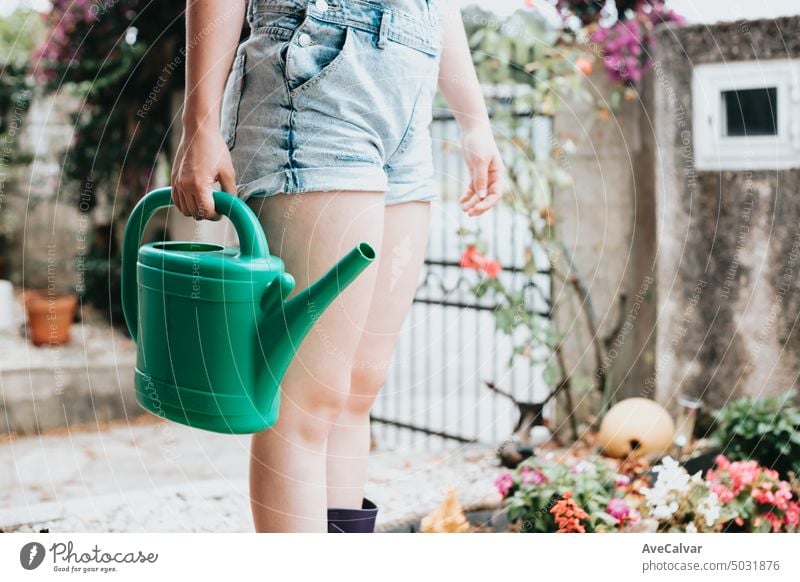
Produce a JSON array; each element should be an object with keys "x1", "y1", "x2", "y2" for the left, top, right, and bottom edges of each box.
[{"x1": 24, "y1": 290, "x2": 78, "y2": 346}]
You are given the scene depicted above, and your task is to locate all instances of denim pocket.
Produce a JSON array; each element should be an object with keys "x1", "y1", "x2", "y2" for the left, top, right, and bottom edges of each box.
[
  {"x1": 249, "y1": 9, "x2": 303, "y2": 38},
  {"x1": 220, "y1": 52, "x2": 247, "y2": 149},
  {"x1": 282, "y1": 18, "x2": 350, "y2": 96},
  {"x1": 384, "y1": 83, "x2": 424, "y2": 169},
  {"x1": 386, "y1": 13, "x2": 442, "y2": 58}
]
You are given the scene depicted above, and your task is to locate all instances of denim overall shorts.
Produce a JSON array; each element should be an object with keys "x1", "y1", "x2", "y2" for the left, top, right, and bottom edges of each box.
[{"x1": 221, "y1": 0, "x2": 443, "y2": 205}]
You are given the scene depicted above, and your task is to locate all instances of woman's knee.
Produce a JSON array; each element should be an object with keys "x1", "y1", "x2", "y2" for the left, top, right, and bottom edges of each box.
[
  {"x1": 279, "y1": 374, "x2": 351, "y2": 445},
  {"x1": 346, "y1": 362, "x2": 390, "y2": 416}
]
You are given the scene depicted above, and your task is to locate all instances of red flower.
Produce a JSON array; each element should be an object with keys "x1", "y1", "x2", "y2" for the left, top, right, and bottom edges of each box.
[
  {"x1": 785, "y1": 502, "x2": 800, "y2": 528},
  {"x1": 764, "y1": 512, "x2": 783, "y2": 533},
  {"x1": 551, "y1": 491, "x2": 589, "y2": 533},
  {"x1": 460, "y1": 246, "x2": 502, "y2": 279}
]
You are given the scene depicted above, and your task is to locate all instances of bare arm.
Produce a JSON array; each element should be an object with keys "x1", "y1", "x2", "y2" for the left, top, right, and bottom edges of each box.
[
  {"x1": 172, "y1": 0, "x2": 246, "y2": 219},
  {"x1": 437, "y1": 4, "x2": 504, "y2": 217}
]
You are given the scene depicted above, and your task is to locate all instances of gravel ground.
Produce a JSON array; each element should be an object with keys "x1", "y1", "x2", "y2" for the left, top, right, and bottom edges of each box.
[{"x1": 0, "y1": 420, "x2": 503, "y2": 532}]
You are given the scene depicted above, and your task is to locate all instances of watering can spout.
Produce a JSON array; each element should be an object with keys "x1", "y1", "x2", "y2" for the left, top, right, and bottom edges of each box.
[{"x1": 257, "y1": 242, "x2": 376, "y2": 392}]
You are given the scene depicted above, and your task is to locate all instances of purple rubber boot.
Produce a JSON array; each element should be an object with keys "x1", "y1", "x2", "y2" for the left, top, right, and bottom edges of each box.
[{"x1": 327, "y1": 498, "x2": 378, "y2": 533}]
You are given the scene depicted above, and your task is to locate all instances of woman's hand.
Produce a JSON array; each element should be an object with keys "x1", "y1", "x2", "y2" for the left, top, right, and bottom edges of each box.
[
  {"x1": 171, "y1": 125, "x2": 236, "y2": 220},
  {"x1": 436, "y1": 2, "x2": 505, "y2": 217},
  {"x1": 458, "y1": 124, "x2": 505, "y2": 217},
  {"x1": 171, "y1": 0, "x2": 245, "y2": 220}
]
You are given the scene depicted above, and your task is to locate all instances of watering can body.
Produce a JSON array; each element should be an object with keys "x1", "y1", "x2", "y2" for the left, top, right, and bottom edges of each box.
[{"x1": 121, "y1": 187, "x2": 375, "y2": 434}]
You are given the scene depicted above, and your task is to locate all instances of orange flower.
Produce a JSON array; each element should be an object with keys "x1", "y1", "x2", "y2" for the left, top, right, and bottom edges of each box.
[
  {"x1": 550, "y1": 491, "x2": 589, "y2": 533},
  {"x1": 460, "y1": 246, "x2": 502, "y2": 279},
  {"x1": 575, "y1": 56, "x2": 593, "y2": 75}
]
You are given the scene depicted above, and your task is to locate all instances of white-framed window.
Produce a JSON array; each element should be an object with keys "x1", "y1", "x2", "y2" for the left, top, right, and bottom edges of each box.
[{"x1": 692, "y1": 59, "x2": 800, "y2": 170}]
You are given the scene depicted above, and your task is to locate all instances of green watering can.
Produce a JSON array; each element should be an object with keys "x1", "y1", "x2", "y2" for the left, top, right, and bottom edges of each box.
[{"x1": 121, "y1": 187, "x2": 376, "y2": 434}]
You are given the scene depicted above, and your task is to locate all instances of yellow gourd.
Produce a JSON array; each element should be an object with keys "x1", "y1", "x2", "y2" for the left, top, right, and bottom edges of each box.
[{"x1": 598, "y1": 398, "x2": 675, "y2": 458}]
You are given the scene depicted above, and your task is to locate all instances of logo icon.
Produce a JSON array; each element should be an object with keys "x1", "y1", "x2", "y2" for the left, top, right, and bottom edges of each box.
[{"x1": 20, "y1": 542, "x2": 46, "y2": 570}]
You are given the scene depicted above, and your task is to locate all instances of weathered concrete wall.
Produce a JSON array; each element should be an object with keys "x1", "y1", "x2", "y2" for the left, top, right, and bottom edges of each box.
[
  {"x1": 6, "y1": 92, "x2": 82, "y2": 291},
  {"x1": 1, "y1": 92, "x2": 144, "y2": 435},
  {"x1": 553, "y1": 69, "x2": 657, "y2": 413},
  {"x1": 652, "y1": 16, "x2": 800, "y2": 409}
]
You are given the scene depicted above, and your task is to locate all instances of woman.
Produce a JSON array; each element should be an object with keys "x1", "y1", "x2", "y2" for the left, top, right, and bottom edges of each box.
[{"x1": 171, "y1": 0, "x2": 504, "y2": 533}]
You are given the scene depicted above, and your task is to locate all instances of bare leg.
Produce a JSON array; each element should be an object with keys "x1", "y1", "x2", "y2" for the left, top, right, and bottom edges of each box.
[
  {"x1": 326, "y1": 201, "x2": 432, "y2": 508},
  {"x1": 248, "y1": 191, "x2": 384, "y2": 532}
]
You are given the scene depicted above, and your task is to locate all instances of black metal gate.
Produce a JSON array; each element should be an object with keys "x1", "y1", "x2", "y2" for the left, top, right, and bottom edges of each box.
[{"x1": 370, "y1": 112, "x2": 552, "y2": 449}]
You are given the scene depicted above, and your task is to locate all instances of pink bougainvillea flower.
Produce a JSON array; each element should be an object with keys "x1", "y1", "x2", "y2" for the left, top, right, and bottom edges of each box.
[
  {"x1": 646, "y1": 3, "x2": 686, "y2": 26},
  {"x1": 586, "y1": 1, "x2": 684, "y2": 86},
  {"x1": 520, "y1": 466, "x2": 547, "y2": 486},
  {"x1": 460, "y1": 246, "x2": 503, "y2": 279},
  {"x1": 495, "y1": 472, "x2": 514, "y2": 498}
]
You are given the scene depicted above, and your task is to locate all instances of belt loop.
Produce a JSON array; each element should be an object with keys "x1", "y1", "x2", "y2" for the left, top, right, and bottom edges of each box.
[{"x1": 377, "y1": 10, "x2": 390, "y2": 49}]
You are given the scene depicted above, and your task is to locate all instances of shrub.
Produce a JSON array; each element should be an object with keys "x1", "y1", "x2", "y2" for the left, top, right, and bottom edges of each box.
[
  {"x1": 711, "y1": 391, "x2": 800, "y2": 479},
  {"x1": 707, "y1": 455, "x2": 799, "y2": 533}
]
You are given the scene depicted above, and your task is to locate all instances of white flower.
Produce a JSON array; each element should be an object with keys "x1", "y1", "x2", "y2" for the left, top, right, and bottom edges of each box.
[
  {"x1": 697, "y1": 492, "x2": 721, "y2": 527},
  {"x1": 652, "y1": 503, "x2": 676, "y2": 520},
  {"x1": 642, "y1": 457, "x2": 707, "y2": 524},
  {"x1": 685, "y1": 523, "x2": 698, "y2": 533},
  {"x1": 650, "y1": 456, "x2": 691, "y2": 493}
]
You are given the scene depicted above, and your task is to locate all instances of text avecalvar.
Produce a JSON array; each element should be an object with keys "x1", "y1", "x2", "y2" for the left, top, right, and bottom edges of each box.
[{"x1": 642, "y1": 544, "x2": 702, "y2": 554}]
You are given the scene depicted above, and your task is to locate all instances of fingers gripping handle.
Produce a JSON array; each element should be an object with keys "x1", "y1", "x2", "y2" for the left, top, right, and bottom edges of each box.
[{"x1": 121, "y1": 187, "x2": 269, "y2": 341}]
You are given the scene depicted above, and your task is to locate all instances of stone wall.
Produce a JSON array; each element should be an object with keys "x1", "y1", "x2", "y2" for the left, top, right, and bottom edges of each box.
[
  {"x1": 6, "y1": 91, "x2": 82, "y2": 291},
  {"x1": 553, "y1": 69, "x2": 658, "y2": 411},
  {"x1": 652, "y1": 16, "x2": 800, "y2": 409}
]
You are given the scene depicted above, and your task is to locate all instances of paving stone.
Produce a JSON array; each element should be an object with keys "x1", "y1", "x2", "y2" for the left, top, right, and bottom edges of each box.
[
  {"x1": 0, "y1": 422, "x2": 503, "y2": 532},
  {"x1": 0, "y1": 318, "x2": 139, "y2": 434}
]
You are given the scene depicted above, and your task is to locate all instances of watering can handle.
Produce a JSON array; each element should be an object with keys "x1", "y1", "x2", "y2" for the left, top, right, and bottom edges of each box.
[{"x1": 121, "y1": 186, "x2": 269, "y2": 341}]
